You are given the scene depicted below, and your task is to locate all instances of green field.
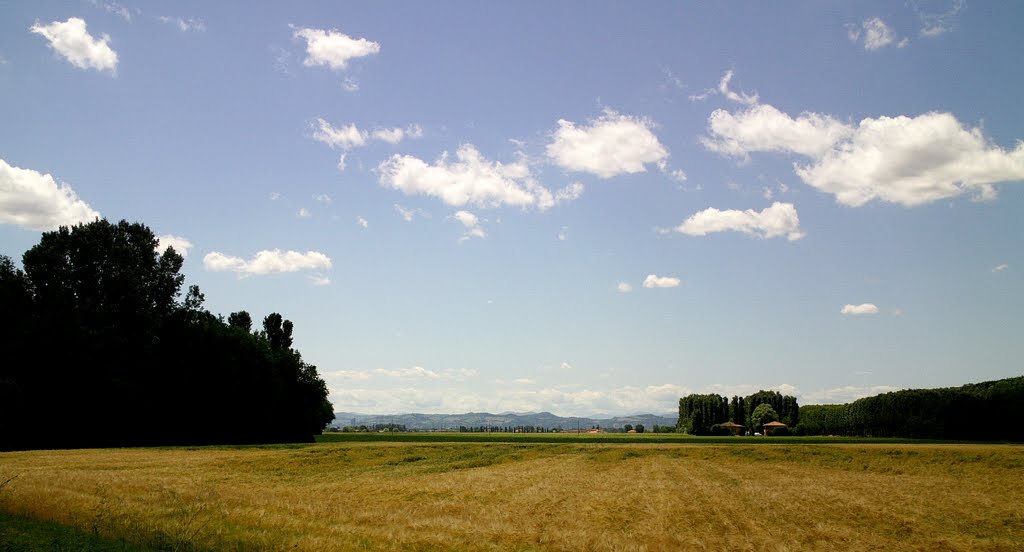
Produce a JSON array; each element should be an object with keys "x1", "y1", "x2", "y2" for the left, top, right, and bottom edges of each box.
[{"x1": 2, "y1": 434, "x2": 1022, "y2": 550}]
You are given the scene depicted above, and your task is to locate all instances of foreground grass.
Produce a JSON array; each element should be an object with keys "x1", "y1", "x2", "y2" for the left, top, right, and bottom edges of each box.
[{"x1": 1, "y1": 440, "x2": 1022, "y2": 551}]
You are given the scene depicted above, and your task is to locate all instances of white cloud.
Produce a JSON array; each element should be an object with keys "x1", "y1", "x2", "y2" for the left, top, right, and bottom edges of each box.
[
  {"x1": 375, "y1": 366, "x2": 440, "y2": 379},
  {"x1": 643, "y1": 274, "x2": 681, "y2": 289},
  {"x1": 849, "y1": 17, "x2": 900, "y2": 51},
  {"x1": 841, "y1": 303, "x2": 879, "y2": 315},
  {"x1": 30, "y1": 17, "x2": 118, "y2": 73},
  {"x1": 356, "y1": 216, "x2": 369, "y2": 229},
  {"x1": 312, "y1": 119, "x2": 422, "y2": 152},
  {"x1": 292, "y1": 25, "x2": 380, "y2": 71},
  {"x1": 706, "y1": 98, "x2": 1024, "y2": 207},
  {"x1": 0, "y1": 159, "x2": 101, "y2": 231},
  {"x1": 558, "y1": 226, "x2": 568, "y2": 241},
  {"x1": 795, "y1": 112, "x2": 1024, "y2": 207},
  {"x1": 203, "y1": 249, "x2": 332, "y2": 275},
  {"x1": 671, "y1": 202, "x2": 805, "y2": 241},
  {"x1": 617, "y1": 282, "x2": 633, "y2": 293},
  {"x1": 717, "y1": 70, "x2": 759, "y2": 105},
  {"x1": 269, "y1": 192, "x2": 281, "y2": 201},
  {"x1": 372, "y1": 125, "x2": 422, "y2": 145},
  {"x1": 992, "y1": 263, "x2": 1008, "y2": 273},
  {"x1": 863, "y1": 18, "x2": 896, "y2": 50},
  {"x1": 555, "y1": 182, "x2": 585, "y2": 203},
  {"x1": 394, "y1": 204, "x2": 416, "y2": 222},
  {"x1": 155, "y1": 234, "x2": 192, "y2": 258},
  {"x1": 313, "y1": 193, "x2": 332, "y2": 204},
  {"x1": 297, "y1": 207, "x2": 311, "y2": 219},
  {"x1": 453, "y1": 210, "x2": 486, "y2": 242},
  {"x1": 99, "y1": 2, "x2": 132, "y2": 22},
  {"x1": 157, "y1": 16, "x2": 205, "y2": 32},
  {"x1": 913, "y1": 0, "x2": 965, "y2": 37},
  {"x1": 312, "y1": 119, "x2": 367, "y2": 149},
  {"x1": 309, "y1": 274, "x2": 330, "y2": 286},
  {"x1": 546, "y1": 109, "x2": 669, "y2": 178},
  {"x1": 378, "y1": 144, "x2": 570, "y2": 210},
  {"x1": 327, "y1": 383, "x2": 689, "y2": 417},
  {"x1": 702, "y1": 103, "x2": 853, "y2": 160},
  {"x1": 336, "y1": 153, "x2": 347, "y2": 173},
  {"x1": 342, "y1": 78, "x2": 359, "y2": 92},
  {"x1": 668, "y1": 169, "x2": 687, "y2": 182}
]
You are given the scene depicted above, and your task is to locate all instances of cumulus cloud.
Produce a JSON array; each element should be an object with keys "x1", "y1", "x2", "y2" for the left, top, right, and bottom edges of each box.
[
  {"x1": 0, "y1": 159, "x2": 100, "y2": 231},
  {"x1": 704, "y1": 96, "x2": 1024, "y2": 207},
  {"x1": 841, "y1": 303, "x2": 879, "y2": 315},
  {"x1": 297, "y1": 208, "x2": 311, "y2": 219},
  {"x1": 30, "y1": 17, "x2": 118, "y2": 73},
  {"x1": 794, "y1": 112, "x2": 1024, "y2": 207},
  {"x1": 671, "y1": 202, "x2": 805, "y2": 241},
  {"x1": 378, "y1": 145, "x2": 572, "y2": 210},
  {"x1": 155, "y1": 234, "x2": 192, "y2": 258},
  {"x1": 356, "y1": 216, "x2": 369, "y2": 229},
  {"x1": 702, "y1": 104, "x2": 852, "y2": 160},
  {"x1": 643, "y1": 274, "x2": 680, "y2": 289},
  {"x1": 203, "y1": 249, "x2": 332, "y2": 276},
  {"x1": 453, "y1": 210, "x2": 486, "y2": 242},
  {"x1": 546, "y1": 109, "x2": 669, "y2": 178},
  {"x1": 617, "y1": 282, "x2": 633, "y2": 293},
  {"x1": 292, "y1": 25, "x2": 379, "y2": 71}
]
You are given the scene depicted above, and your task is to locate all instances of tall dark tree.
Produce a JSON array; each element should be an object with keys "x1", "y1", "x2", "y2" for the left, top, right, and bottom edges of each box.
[
  {"x1": 228, "y1": 311, "x2": 253, "y2": 332},
  {"x1": 0, "y1": 219, "x2": 334, "y2": 450}
]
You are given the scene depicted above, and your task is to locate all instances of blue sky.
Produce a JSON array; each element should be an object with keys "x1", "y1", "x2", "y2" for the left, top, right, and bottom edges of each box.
[{"x1": 2, "y1": 1, "x2": 1022, "y2": 416}]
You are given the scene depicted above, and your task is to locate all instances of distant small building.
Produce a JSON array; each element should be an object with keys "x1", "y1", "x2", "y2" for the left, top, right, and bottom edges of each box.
[
  {"x1": 762, "y1": 421, "x2": 787, "y2": 435},
  {"x1": 720, "y1": 421, "x2": 745, "y2": 436}
]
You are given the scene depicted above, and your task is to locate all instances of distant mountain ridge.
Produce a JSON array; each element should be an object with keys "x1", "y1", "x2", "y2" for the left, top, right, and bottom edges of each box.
[{"x1": 331, "y1": 411, "x2": 678, "y2": 431}]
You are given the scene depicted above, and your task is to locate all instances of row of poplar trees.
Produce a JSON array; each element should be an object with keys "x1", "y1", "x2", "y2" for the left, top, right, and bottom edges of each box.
[
  {"x1": 797, "y1": 376, "x2": 1023, "y2": 440},
  {"x1": 0, "y1": 220, "x2": 335, "y2": 450},
  {"x1": 677, "y1": 391, "x2": 799, "y2": 435}
]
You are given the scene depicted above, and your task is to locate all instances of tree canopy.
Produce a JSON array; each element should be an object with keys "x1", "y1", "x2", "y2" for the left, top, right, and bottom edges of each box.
[{"x1": 0, "y1": 219, "x2": 334, "y2": 450}]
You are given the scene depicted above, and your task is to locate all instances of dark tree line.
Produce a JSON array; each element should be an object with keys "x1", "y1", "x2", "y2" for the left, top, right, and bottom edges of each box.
[
  {"x1": 677, "y1": 391, "x2": 800, "y2": 435},
  {"x1": 796, "y1": 377, "x2": 1024, "y2": 440},
  {"x1": 0, "y1": 220, "x2": 334, "y2": 450}
]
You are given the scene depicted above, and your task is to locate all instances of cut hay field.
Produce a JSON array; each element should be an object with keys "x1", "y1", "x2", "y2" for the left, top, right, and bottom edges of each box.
[{"x1": 1, "y1": 437, "x2": 1023, "y2": 551}]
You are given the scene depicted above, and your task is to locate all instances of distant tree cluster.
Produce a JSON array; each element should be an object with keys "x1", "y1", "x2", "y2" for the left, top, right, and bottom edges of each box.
[
  {"x1": 677, "y1": 391, "x2": 799, "y2": 435},
  {"x1": 0, "y1": 220, "x2": 334, "y2": 450},
  {"x1": 331, "y1": 423, "x2": 406, "y2": 433},
  {"x1": 458, "y1": 425, "x2": 550, "y2": 433},
  {"x1": 796, "y1": 377, "x2": 1024, "y2": 440}
]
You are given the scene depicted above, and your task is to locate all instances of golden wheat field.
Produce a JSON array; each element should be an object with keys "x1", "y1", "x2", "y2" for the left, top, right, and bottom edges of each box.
[{"x1": 1, "y1": 439, "x2": 1023, "y2": 551}]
